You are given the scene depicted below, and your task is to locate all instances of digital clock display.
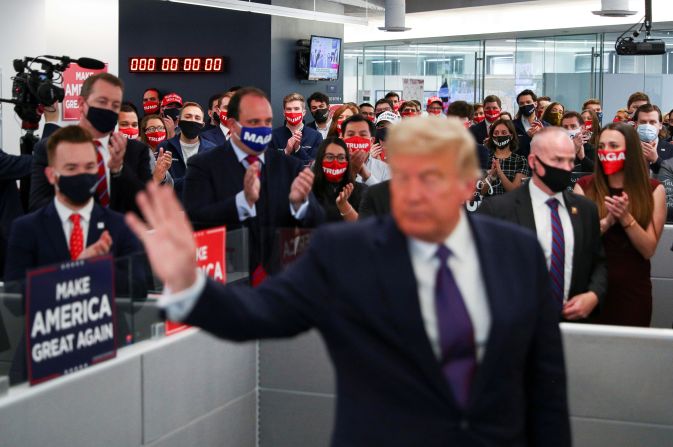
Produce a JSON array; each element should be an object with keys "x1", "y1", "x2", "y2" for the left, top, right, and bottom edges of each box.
[{"x1": 128, "y1": 57, "x2": 226, "y2": 73}]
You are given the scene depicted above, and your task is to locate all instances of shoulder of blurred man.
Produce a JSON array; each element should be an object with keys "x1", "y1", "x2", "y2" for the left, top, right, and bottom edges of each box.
[{"x1": 358, "y1": 179, "x2": 390, "y2": 218}]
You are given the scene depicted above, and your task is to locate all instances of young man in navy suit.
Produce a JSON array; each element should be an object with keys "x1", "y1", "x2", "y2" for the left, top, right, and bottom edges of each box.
[
  {"x1": 129, "y1": 116, "x2": 570, "y2": 446},
  {"x1": 6, "y1": 126, "x2": 142, "y2": 282},
  {"x1": 157, "y1": 102, "x2": 217, "y2": 198},
  {"x1": 269, "y1": 92, "x2": 323, "y2": 164},
  {"x1": 200, "y1": 91, "x2": 233, "y2": 147}
]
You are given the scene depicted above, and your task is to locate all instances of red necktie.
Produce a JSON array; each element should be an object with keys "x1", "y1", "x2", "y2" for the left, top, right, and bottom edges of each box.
[
  {"x1": 245, "y1": 155, "x2": 261, "y2": 178},
  {"x1": 70, "y1": 214, "x2": 84, "y2": 260},
  {"x1": 94, "y1": 141, "x2": 110, "y2": 208}
]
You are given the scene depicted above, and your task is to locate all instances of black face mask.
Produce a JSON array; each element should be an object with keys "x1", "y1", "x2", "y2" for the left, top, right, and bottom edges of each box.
[
  {"x1": 375, "y1": 127, "x2": 388, "y2": 143},
  {"x1": 519, "y1": 104, "x2": 535, "y2": 117},
  {"x1": 493, "y1": 135, "x2": 511, "y2": 148},
  {"x1": 57, "y1": 173, "x2": 98, "y2": 205},
  {"x1": 535, "y1": 156, "x2": 572, "y2": 193},
  {"x1": 179, "y1": 120, "x2": 204, "y2": 139},
  {"x1": 212, "y1": 111, "x2": 220, "y2": 124},
  {"x1": 312, "y1": 108, "x2": 329, "y2": 124},
  {"x1": 86, "y1": 105, "x2": 118, "y2": 134},
  {"x1": 163, "y1": 107, "x2": 180, "y2": 121}
]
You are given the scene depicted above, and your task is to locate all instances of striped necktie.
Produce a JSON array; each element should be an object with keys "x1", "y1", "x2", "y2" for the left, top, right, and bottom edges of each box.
[
  {"x1": 546, "y1": 198, "x2": 564, "y2": 304},
  {"x1": 94, "y1": 141, "x2": 110, "y2": 208}
]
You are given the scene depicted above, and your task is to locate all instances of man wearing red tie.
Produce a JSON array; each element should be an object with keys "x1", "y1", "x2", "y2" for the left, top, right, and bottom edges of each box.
[
  {"x1": 29, "y1": 73, "x2": 151, "y2": 215},
  {"x1": 5, "y1": 126, "x2": 141, "y2": 282}
]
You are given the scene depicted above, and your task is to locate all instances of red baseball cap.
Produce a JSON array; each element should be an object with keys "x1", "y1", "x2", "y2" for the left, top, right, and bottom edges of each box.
[
  {"x1": 427, "y1": 96, "x2": 443, "y2": 107},
  {"x1": 161, "y1": 93, "x2": 183, "y2": 107}
]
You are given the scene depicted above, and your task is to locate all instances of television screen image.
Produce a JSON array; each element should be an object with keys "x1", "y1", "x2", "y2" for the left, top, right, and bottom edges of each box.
[{"x1": 308, "y1": 35, "x2": 341, "y2": 81}]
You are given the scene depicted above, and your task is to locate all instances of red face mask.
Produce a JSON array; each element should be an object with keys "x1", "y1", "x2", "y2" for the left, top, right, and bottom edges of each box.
[
  {"x1": 343, "y1": 136, "x2": 372, "y2": 153},
  {"x1": 401, "y1": 110, "x2": 416, "y2": 118},
  {"x1": 584, "y1": 120, "x2": 593, "y2": 131},
  {"x1": 119, "y1": 127, "x2": 139, "y2": 140},
  {"x1": 145, "y1": 131, "x2": 166, "y2": 148},
  {"x1": 322, "y1": 159, "x2": 348, "y2": 183},
  {"x1": 428, "y1": 109, "x2": 443, "y2": 116},
  {"x1": 598, "y1": 149, "x2": 626, "y2": 175},
  {"x1": 365, "y1": 115, "x2": 375, "y2": 122},
  {"x1": 393, "y1": 103, "x2": 400, "y2": 112},
  {"x1": 484, "y1": 109, "x2": 501, "y2": 123},
  {"x1": 336, "y1": 119, "x2": 344, "y2": 136},
  {"x1": 473, "y1": 115, "x2": 485, "y2": 124},
  {"x1": 143, "y1": 100, "x2": 160, "y2": 115},
  {"x1": 219, "y1": 110, "x2": 228, "y2": 124},
  {"x1": 285, "y1": 112, "x2": 303, "y2": 126}
]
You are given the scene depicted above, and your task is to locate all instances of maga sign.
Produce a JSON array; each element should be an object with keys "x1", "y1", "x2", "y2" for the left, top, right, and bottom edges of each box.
[
  {"x1": 26, "y1": 257, "x2": 116, "y2": 385},
  {"x1": 62, "y1": 62, "x2": 108, "y2": 120}
]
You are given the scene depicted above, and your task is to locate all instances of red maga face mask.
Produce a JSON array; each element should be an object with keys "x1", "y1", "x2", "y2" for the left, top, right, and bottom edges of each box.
[
  {"x1": 598, "y1": 149, "x2": 626, "y2": 175},
  {"x1": 343, "y1": 136, "x2": 371, "y2": 153},
  {"x1": 145, "y1": 131, "x2": 167, "y2": 148},
  {"x1": 143, "y1": 100, "x2": 160, "y2": 115},
  {"x1": 119, "y1": 127, "x2": 139, "y2": 140},
  {"x1": 285, "y1": 112, "x2": 303, "y2": 126},
  {"x1": 484, "y1": 109, "x2": 501, "y2": 123},
  {"x1": 322, "y1": 159, "x2": 348, "y2": 183},
  {"x1": 219, "y1": 110, "x2": 228, "y2": 124}
]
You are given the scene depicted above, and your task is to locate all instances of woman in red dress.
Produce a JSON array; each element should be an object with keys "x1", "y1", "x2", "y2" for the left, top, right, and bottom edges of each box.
[{"x1": 574, "y1": 122, "x2": 666, "y2": 327}]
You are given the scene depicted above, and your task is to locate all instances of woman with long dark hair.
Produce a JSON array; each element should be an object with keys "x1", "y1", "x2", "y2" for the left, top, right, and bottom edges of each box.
[
  {"x1": 312, "y1": 138, "x2": 368, "y2": 222},
  {"x1": 575, "y1": 123, "x2": 666, "y2": 327}
]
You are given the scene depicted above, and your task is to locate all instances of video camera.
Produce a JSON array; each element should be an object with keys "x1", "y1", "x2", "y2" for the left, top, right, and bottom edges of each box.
[{"x1": 0, "y1": 55, "x2": 104, "y2": 128}]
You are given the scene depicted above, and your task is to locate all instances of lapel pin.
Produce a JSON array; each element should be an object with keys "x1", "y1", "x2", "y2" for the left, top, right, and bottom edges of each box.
[
  {"x1": 571, "y1": 207, "x2": 578, "y2": 215},
  {"x1": 97, "y1": 222, "x2": 105, "y2": 229}
]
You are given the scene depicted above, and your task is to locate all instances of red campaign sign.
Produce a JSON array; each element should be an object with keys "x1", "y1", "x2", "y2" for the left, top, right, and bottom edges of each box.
[
  {"x1": 165, "y1": 226, "x2": 227, "y2": 335},
  {"x1": 61, "y1": 62, "x2": 108, "y2": 121}
]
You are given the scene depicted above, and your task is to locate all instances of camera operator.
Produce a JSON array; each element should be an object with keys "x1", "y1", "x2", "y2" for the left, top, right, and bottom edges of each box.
[{"x1": 29, "y1": 73, "x2": 151, "y2": 215}]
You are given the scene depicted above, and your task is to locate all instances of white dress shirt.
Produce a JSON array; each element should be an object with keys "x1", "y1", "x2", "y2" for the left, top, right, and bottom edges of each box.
[
  {"x1": 230, "y1": 138, "x2": 309, "y2": 222},
  {"x1": 53, "y1": 197, "x2": 95, "y2": 249},
  {"x1": 529, "y1": 180, "x2": 574, "y2": 301},
  {"x1": 408, "y1": 210, "x2": 491, "y2": 362},
  {"x1": 315, "y1": 120, "x2": 330, "y2": 139},
  {"x1": 356, "y1": 156, "x2": 391, "y2": 186},
  {"x1": 219, "y1": 123, "x2": 231, "y2": 141}
]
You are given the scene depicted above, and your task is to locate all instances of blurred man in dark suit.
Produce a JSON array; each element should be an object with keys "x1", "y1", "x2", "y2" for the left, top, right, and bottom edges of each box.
[{"x1": 128, "y1": 116, "x2": 570, "y2": 446}]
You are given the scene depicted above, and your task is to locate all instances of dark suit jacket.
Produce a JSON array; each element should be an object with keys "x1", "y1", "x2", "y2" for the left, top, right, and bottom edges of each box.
[
  {"x1": 649, "y1": 139, "x2": 673, "y2": 174},
  {"x1": 184, "y1": 214, "x2": 570, "y2": 446},
  {"x1": 477, "y1": 182, "x2": 607, "y2": 314},
  {"x1": 42, "y1": 123, "x2": 61, "y2": 139},
  {"x1": 358, "y1": 180, "x2": 390, "y2": 218},
  {"x1": 158, "y1": 135, "x2": 217, "y2": 197},
  {"x1": 513, "y1": 118, "x2": 550, "y2": 158},
  {"x1": 29, "y1": 137, "x2": 152, "y2": 215},
  {"x1": 468, "y1": 120, "x2": 488, "y2": 145},
  {"x1": 200, "y1": 126, "x2": 227, "y2": 147},
  {"x1": 269, "y1": 125, "x2": 323, "y2": 163},
  {"x1": 183, "y1": 141, "x2": 325, "y2": 271}
]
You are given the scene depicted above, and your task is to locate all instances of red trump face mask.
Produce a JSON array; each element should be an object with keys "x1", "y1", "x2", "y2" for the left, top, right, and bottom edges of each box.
[
  {"x1": 285, "y1": 112, "x2": 303, "y2": 126},
  {"x1": 322, "y1": 159, "x2": 348, "y2": 183},
  {"x1": 343, "y1": 136, "x2": 371, "y2": 153},
  {"x1": 143, "y1": 100, "x2": 160, "y2": 115}
]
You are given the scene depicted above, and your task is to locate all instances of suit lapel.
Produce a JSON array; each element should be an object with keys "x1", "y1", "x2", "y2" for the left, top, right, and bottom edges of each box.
[
  {"x1": 87, "y1": 204, "x2": 106, "y2": 249},
  {"x1": 44, "y1": 202, "x2": 71, "y2": 260},
  {"x1": 465, "y1": 214, "x2": 511, "y2": 408},
  {"x1": 563, "y1": 191, "x2": 582, "y2": 292},
  {"x1": 515, "y1": 183, "x2": 537, "y2": 231},
  {"x1": 373, "y1": 217, "x2": 456, "y2": 406}
]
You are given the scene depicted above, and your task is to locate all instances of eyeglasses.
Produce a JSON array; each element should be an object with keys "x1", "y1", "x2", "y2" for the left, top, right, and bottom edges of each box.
[
  {"x1": 145, "y1": 126, "x2": 166, "y2": 133},
  {"x1": 324, "y1": 154, "x2": 347, "y2": 162}
]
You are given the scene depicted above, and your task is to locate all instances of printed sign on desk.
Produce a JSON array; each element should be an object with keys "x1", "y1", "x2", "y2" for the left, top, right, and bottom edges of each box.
[
  {"x1": 62, "y1": 62, "x2": 108, "y2": 121},
  {"x1": 165, "y1": 226, "x2": 227, "y2": 335},
  {"x1": 26, "y1": 256, "x2": 116, "y2": 385}
]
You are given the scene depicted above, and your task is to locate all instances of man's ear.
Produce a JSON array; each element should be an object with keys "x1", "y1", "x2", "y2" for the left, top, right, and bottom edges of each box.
[{"x1": 45, "y1": 166, "x2": 57, "y2": 186}]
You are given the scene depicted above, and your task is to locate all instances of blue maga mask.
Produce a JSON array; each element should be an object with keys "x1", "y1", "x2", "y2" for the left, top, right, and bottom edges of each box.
[
  {"x1": 637, "y1": 123, "x2": 659, "y2": 142},
  {"x1": 238, "y1": 123, "x2": 272, "y2": 153}
]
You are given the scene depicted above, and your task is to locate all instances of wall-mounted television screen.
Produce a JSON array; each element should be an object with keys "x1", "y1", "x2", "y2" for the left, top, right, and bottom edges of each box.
[{"x1": 308, "y1": 35, "x2": 341, "y2": 81}]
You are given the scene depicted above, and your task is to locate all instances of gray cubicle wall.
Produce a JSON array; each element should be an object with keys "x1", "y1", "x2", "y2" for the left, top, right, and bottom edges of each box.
[{"x1": 0, "y1": 330, "x2": 257, "y2": 447}]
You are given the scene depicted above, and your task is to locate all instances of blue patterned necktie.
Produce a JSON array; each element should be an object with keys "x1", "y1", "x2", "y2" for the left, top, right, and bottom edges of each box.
[
  {"x1": 434, "y1": 244, "x2": 476, "y2": 408},
  {"x1": 546, "y1": 198, "x2": 565, "y2": 304}
]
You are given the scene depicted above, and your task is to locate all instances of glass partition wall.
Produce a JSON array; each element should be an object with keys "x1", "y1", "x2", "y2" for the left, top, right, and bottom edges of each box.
[{"x1": 344, "y1": 30, "x2": 673, "y2": 117}]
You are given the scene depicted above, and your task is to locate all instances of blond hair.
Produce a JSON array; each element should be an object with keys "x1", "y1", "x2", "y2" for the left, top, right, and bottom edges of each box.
[
  {"x1": 283, "y1": 92, "x2": 305, "y2": 109},
  {"x1": 386, "y1": 116, "x2": 479, "y2": 179}
]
